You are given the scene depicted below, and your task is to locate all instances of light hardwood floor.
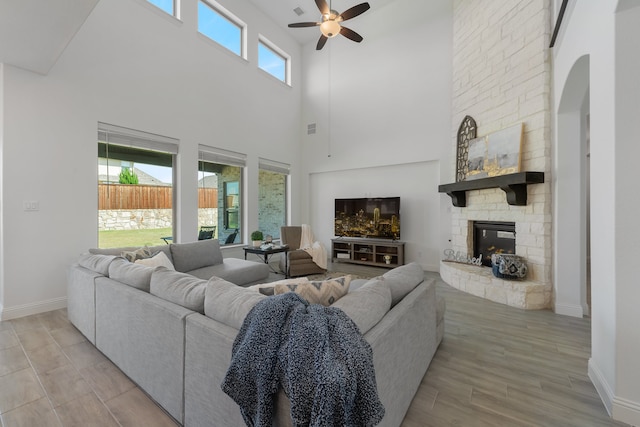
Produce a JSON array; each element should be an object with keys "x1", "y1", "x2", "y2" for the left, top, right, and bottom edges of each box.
[{"x1": 0, "y1": 263, "x2": 630, "y2": 426}]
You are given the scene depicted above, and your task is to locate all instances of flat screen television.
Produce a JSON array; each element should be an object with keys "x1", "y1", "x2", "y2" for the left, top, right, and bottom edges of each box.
[{"x1": 334, "y1": 197, "x2": 400, "y2": 240}]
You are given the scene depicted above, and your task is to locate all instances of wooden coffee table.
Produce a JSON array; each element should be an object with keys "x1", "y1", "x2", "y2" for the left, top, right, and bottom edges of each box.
[{"x1": 243, "y1": 245, "x2": 289, "y2": 278}]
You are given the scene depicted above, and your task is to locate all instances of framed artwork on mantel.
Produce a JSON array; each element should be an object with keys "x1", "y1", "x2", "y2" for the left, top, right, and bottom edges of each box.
[{"x1": 465, "y1": 123, "x2": 523, "y2": 181}]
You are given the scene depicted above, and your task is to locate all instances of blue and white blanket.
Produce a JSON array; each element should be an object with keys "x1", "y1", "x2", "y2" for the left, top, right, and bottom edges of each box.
[{"x1": 221, "y1": 292, "x2": 385, "y2": 427}]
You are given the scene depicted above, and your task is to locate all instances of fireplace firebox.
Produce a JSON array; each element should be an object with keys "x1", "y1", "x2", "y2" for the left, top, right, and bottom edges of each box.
[{"x1": 473, "y1": 221, "x2": 516, "y2": 267}]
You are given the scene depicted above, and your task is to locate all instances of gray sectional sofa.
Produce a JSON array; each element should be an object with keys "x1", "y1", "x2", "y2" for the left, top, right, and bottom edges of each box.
[{"x1": 67, "y1": 243, "x2": 445, "y2": 427}]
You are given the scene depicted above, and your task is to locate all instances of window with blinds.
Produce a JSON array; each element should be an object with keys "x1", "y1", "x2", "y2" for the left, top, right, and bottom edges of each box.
[
  {"x1": 258, "y1": 158, "x2": 289, "y2": 240},
  {"x1": 98, "y1": 123, "x2": 178, "y2": 248},
  {"x1": 198, "y1": 145, "x2": 246, "y2": 245}
]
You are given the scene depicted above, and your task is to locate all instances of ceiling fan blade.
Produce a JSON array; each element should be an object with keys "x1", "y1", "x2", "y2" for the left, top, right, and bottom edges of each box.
[
  {"x1": 339, "y1": 26, "x2": 364, "y2": 43},
  {"x1": 316, "y1": 35, "x2": 328, "y2": 50},
  {"x1": 339, "y1": 2, "x2": 370, "y2": 21},
  {"x1": 288, "y1": 22, "x2": 321, "y2": 28},
  {"x1": 315, "y1": 0, "x2": 330, "y2": 15}
]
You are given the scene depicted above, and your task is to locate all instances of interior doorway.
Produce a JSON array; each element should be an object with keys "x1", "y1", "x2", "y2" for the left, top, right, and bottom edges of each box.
[{"x1": 555, "y1": 55, "x2": 591, "y2": 317}]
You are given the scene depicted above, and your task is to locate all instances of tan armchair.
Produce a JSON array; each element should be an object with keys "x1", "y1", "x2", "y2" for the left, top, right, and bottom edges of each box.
[{"x1": 279, "y1": 226, "x2": 326, "y2": 277}]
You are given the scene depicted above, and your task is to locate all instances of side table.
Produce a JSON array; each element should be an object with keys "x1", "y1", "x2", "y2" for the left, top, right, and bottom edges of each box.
[{"x1": 243, "y1": 245, "x2": 289, "y2": 278}]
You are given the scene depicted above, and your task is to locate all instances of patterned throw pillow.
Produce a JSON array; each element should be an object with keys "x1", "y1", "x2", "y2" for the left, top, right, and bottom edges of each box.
[
  {"x1": 135, "y1": 251, "x2": 175, "y2": 270},
  {"x1": 274, "y1": 275, "x2": 351, "y2": 306},
  {"x1": 121, "y1": 246, "x2": 154, "y2": 263},
  {"x1": 248, "y1": 278, "x2": 310, "y2": 296}
]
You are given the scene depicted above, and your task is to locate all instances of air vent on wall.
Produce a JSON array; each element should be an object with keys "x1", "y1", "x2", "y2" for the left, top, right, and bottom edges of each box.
[
  {"x1": 307, "y1": 123, "x2": 316, "y2": 135},
  {"x1": 293, "y1": 7, "x2": 305, "y2": 16}
]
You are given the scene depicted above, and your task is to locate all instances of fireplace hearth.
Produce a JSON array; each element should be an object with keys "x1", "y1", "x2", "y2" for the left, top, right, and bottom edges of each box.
[{"x1": 473, "y1": 221, "x2": 516, "y2": 267}]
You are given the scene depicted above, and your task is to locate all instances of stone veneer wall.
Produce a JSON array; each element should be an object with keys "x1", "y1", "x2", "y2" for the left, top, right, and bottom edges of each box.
[{"x1": 449, "y1": 1, "x2": 553, "y2": 291}]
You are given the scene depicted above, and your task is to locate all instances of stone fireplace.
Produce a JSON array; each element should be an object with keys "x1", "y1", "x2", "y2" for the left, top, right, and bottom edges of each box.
[{"x1": 441, "y1": 1, "x2": 554, "y2": 310}]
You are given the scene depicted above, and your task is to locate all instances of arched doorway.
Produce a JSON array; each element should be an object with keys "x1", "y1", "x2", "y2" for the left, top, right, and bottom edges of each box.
[{"x1": 554, "y1": 55, "x2": 590, "y2": 317}]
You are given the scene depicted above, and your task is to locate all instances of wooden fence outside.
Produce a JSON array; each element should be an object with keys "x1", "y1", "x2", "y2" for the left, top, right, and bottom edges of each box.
[{"x1": 99, "y1": 184, "x2": 218, "y2": 209}]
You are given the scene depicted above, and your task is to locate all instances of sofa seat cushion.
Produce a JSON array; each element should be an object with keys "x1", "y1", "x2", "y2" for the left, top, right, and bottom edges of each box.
[
  {"x1": 204, "y1": 277, "x2": 266, "y2": 329},
  {"x1": 108, "y1": 258, "x2": 155, "y2": 292},
  {"x1": 170, "y1": 239, "x2": 223, "y2": 272},
  {"x1": 331, "y1": 278, "x2": 391, "y2": 334},
  {"x1": 189, "y1": 258, "x2": 269, "y2": 286},
  {"x1": 150, "y1": 267, "x2": 208, "y2": 313},
  {"x1": 382, "y1": 262, "x2": 425, "y2": 306},
  {"x1": 77, "y1": 254, "x2": 116, "y2": 276},
  {"x1": 274, "y1": 275, "x2": 351, "y2": 306}
]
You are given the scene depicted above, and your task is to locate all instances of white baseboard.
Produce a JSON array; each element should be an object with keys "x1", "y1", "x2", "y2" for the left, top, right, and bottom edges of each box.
[
  {"x1": 589, "y1": 358, "x2": 614, "y2": 416},
  {"x1": 589, "y1": 358, "x2": 640, "y2": 425},
  {"x1": 554, "y1": 302, "x2": 584, "y2": 318},
  {"x1": 612, "y1": 396, "x2": 640, "y2": 426},
  {"x1": 0, "y1": 297, "x2": 67, "y2": 321}
]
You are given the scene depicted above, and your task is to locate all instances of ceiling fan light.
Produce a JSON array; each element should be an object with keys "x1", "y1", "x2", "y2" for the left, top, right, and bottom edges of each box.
[{"x1": 320, "y1": 20, "x2": 341, "y2": 38}]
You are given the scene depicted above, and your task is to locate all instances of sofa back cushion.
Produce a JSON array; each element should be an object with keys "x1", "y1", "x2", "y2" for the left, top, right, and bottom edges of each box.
[
  {"x1": 331, "y1": 278, "x2": 391, "y2": 334},
  {"x1": 204, "y1": 277, "x2": 266, "y2": 329},
  {"x1": 77, "y1": 254, "x2": 116, "y2": 276},
  {"x1": 170, "y1": 239, "x2": 223, "y2": 272},
  {"x1": 150, "y1": 267, "x2": 207, "y2": 313},
  {"x1": 89, "y1": 245, "x2": 172, "y2": 263},
  {"x1": 382, "y1": 262, "x2": 425, "y2": 306},
  {"x1": 108, "y1": 257, "x2": 155, "y2": 292}
]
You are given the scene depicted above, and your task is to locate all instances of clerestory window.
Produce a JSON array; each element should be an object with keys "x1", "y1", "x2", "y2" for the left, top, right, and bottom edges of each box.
[
  {"x1": 198, "y1": 0, "x2": 246, "y2": 58},
  {"x1": 258, "y1": 37, "x2": 290, "y2": 85}
]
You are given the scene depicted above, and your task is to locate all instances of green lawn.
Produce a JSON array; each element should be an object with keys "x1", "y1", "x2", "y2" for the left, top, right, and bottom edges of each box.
[{"x1": 98, "y1": 228, "x2": 172, "y2": 248}]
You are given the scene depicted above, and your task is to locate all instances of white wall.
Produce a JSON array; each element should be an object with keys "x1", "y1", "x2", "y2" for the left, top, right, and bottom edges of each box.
[
  {"x1": 309, "y1": 161, "x2": 441, "y2": 270},
  {"x1": 0, "y1": 0, "x2": 303, "y2": 319},
  {"x1": 553, "y1": 0, "x2": 640, "y2": 424},
  {"x1": 300, "y1": 0, "x2": 453, "y2": 267}
]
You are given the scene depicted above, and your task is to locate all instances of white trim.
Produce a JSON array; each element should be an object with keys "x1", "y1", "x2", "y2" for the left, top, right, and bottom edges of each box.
[
  {"x1": 554, "y1": 302, "x2": 584, "y2": 317},
  {"x1": 589, "y1": 358, "x2": 614, "y2": 416},
  {"x1": 589, "y1": 358, "x2": 640, "y2": 425},
  {"x1": 0, "y1": 297, "x2": 67, "y2": 321},
  {"x1": 612, "y1": 396, "x2": 640, "y2": 426}
]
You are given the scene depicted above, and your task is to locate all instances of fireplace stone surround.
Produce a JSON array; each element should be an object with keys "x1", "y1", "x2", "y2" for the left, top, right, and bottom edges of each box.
[{"x1": 440, "y1": 183, "x2": 553, "y2": 310}]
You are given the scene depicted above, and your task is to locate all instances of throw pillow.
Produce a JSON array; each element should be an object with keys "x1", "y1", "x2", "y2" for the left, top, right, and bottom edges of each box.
[
  {"x1": 274, "y1": 275, "x2": 351, "y2": 306},
  {"x1": 121, "y1": 246, "x2": 154, "y2": 263},
  {"x1": 135, "y1": 251, "x2": 175, "y2": 270},
  {"x1": 248, "y1": 277, "x2": 310, "y2": 297}
]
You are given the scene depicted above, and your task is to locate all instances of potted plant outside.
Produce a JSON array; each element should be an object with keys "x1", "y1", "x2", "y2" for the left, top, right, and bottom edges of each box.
[{"x1": 251, "y1": 230, "x2": 264, "y2": 247}]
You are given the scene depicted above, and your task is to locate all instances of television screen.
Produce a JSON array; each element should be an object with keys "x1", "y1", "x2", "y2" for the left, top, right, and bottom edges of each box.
[{"x1": 334, "y1": 197, "x2": 400, "y2": 240}]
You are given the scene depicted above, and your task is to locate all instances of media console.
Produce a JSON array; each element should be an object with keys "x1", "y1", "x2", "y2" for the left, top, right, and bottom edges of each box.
[{"x1": 331, "y1": 238, "x2": 405, "y2": 268}]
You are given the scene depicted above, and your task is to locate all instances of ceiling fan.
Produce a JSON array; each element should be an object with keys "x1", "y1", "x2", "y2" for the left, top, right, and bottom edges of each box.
[{"x1": 288, "y1": 0, "x2": 371, "y2": 50}]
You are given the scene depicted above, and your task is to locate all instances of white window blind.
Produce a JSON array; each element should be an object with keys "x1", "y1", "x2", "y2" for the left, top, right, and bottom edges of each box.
[
  {"x1": 98, "y1": 123, "x2": 179, "y2": 154},
  {"x1": 198, "y1": 144, "x2": 246, "y2": 167},
  {"x1": 258, "y1": 158, "x2": 290, "y2": 175}
]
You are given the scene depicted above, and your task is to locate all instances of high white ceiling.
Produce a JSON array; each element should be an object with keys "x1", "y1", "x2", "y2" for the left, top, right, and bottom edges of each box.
[
  {"x1": 0, "y1": 0, "x2": 100, "y2": 74},
  {"x1": 249, "y1": 0, "x2": 397, "y2": 45},
  {"x1": 0, "y1": 0, "x2": 394, "y2": 75}
]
